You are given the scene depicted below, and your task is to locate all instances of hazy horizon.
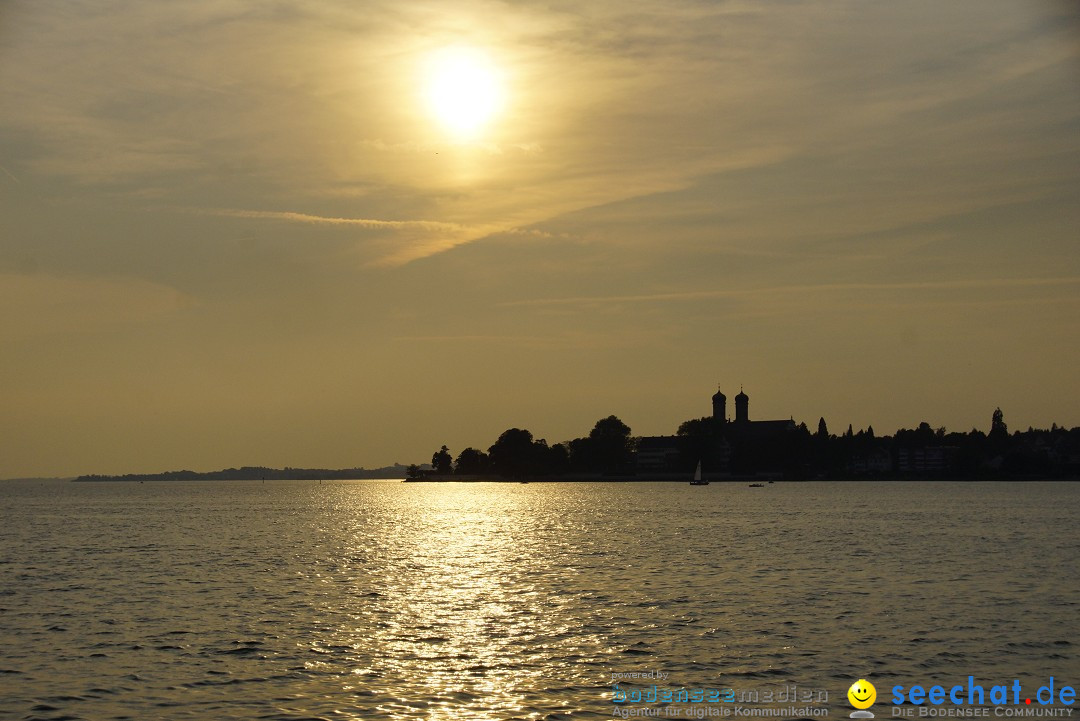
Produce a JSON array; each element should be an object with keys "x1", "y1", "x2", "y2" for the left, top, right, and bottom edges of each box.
[{"x1": 3, "y1": 1, "x2": 1079, "y2": 478}]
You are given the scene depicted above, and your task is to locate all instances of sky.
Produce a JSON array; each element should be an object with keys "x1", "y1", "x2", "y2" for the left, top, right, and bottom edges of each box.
[{"x1": 2, "y1": 0, "x2": 1079, "y2": 478}]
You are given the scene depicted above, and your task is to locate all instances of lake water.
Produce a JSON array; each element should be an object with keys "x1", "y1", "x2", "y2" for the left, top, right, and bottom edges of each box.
[{"x1": 1, "y1": 480, "x2": 1078, "y2": 720}]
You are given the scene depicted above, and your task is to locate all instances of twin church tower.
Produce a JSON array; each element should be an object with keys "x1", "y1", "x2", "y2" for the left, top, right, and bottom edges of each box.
[
  {"x1": 711, "y1": 386, "x2": 751, "y2": 424},
  {"x1": 710, "y1": 385, "x2": 795, "y2": 440}
]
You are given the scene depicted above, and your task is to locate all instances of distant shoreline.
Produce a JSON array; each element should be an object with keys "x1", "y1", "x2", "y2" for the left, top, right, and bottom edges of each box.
[
  {"x1": 69, "y1": 476, "x2": 408, "y2": 482},
  {"x1": 71, "y1": 464, "x2": 411, "y2": 483}
]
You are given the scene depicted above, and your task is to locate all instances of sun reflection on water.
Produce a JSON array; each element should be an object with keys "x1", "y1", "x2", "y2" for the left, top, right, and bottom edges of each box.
[{"x1": 329, "y1": 484, "x2": 595, "y2": 720}]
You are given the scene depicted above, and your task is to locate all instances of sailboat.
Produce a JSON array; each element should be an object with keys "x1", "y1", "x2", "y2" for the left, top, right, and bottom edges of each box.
[{"x1": 689, "y1": 460, "x2": 708, "y2": 485}]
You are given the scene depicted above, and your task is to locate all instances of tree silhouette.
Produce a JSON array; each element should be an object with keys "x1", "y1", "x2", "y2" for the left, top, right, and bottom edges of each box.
[
  {"x1": 454, "y1": 447, "x2": 489, "y2": 475},
  {"x1": 589, "y1": 415, "x2": 633, "y2": 473},
  {"x1": 545, "y1": 442, "x2": 572, "y2": 475},
  {"x1": 987, "y1": 407, "x2": 1010, "y2": 456},
  {"x1": 488, "y1": 428, "x2": 538, "y2": 478},
  {"x1": 676, "y1": 415, "x2": 724, "y2": 472},
  {"x1": 678, "y1": 417, "x2": 716, "y2": 437},
  {"x1": 990, "y1": 408, "x2": 1008, "y2": 441},
  {"x1": 431, "y1": 445, "x2": 453, "y2": 474}
]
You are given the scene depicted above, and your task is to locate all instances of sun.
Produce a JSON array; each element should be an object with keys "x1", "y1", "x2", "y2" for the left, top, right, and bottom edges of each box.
[{"x1": 422, "y1": 46, "x2": 503, "y2": 139}]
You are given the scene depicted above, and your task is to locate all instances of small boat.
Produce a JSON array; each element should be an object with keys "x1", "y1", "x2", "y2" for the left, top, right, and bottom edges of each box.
[
  {"x1": 748, "y1": 482, "x2": 765, "y2": 487},
  {"x1": 690, "y1": 461, "x2": 708, "y2": 485}
]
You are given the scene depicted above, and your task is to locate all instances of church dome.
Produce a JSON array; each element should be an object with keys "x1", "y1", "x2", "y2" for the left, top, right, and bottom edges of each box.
[
  {"x1": 712, "y1": 387, "x2": 726, "y2": 401},
  {"x1": 734, "y1": 387, "x2": 749, "y2": 423}
]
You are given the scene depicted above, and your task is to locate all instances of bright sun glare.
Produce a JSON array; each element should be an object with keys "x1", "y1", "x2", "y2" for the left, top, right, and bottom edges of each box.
[{"x1": 423, "y1": 46, "x2": 503, "y2": 139}]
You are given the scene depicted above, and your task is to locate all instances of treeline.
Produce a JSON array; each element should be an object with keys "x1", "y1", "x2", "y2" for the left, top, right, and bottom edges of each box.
[
  {"x1": 74, "y1": 464, "x2": 413, "y2": 482},
  {"x1": 414, "y1": 415, "x2": 636, "y2": 480},
  {"x1": 859, "y1": 415, "x2": 1080, "y2": 479}
]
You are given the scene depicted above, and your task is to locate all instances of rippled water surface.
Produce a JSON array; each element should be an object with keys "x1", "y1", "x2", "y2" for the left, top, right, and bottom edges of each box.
[{"x1": 1, "y1": 480, "x2": 1078, "y2": 720}]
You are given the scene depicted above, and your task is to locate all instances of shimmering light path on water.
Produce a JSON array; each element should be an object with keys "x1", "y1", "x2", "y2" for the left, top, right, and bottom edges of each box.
[{"x1": 1, "y1": 481, "x2": 1077, "y2": 720}]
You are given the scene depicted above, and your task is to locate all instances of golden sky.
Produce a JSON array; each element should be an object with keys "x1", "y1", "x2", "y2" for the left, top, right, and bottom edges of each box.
[{"x1": 2, "y1": 0, "x2": 1079, "y2": 477}]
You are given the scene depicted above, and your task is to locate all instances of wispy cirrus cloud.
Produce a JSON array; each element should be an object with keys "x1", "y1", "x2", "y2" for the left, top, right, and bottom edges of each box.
[
  {"x1": 192, "y1": 207, "x2": 477, "y2": 234},
  {"x1": 175, "y1": 207, "x2": 571, "y2": 266}
]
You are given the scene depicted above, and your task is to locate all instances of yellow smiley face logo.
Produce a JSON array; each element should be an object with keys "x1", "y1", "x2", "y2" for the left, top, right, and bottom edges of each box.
[{"x1": 848, "y1": 679, "x2": 876, "y2": 709}]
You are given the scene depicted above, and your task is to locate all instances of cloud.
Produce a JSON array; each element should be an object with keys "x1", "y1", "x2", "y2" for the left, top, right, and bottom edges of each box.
[
  {"x1": 192, "y1": 207, "x2": 476, "y2": 234},
  {"x1": 172, "y1": 206, "x2": 574, "y2": 266},
  {"x1": 177, "y1": 206, "x2": 510, "y2": 266},
  {"x1": 5, "y1": 0, "x2": 1075, "y2": 267}
]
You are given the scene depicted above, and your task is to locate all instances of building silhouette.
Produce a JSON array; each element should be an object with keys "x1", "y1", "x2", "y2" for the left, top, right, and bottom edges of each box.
[
  {"x1": 721, "y1": 385, "x2": 795, "y2": 440},
  {"x1": 635, "y1": 385, "x2": 795, "y2": 476},
  {"x1": 712, "y1": 387, "x2": 726, "y2": 422}
]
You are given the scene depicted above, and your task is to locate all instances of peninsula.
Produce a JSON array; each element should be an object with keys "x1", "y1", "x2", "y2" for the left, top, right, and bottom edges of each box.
[{"x1": 411, "y1": 386, "x2": 1080, "y2": 482}]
